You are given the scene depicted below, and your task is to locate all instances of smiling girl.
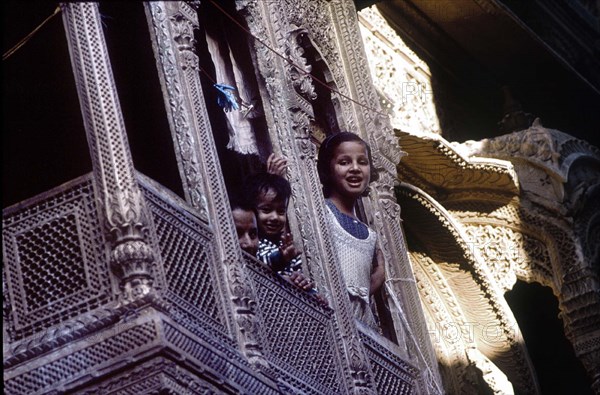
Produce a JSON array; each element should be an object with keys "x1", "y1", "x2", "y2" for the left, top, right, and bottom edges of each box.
[{"x1": 317, "y1": 132, "x2": 385, "y2": 327}]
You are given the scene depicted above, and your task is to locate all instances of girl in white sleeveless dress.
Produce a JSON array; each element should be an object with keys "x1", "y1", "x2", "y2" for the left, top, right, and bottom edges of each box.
[{"x1": 317, "y1": 132, "x2": 385, "y2": 327}]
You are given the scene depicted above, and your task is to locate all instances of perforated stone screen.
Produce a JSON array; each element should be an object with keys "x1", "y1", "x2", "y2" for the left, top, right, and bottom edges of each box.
[{"x1": 3, "y1": 174, "x2": 112, "y2": 343}]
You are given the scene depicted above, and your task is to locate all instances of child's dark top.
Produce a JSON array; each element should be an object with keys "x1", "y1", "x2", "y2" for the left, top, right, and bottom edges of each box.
[{"x1": 257, "y1": 238, "x2": 302, "y2": 274}]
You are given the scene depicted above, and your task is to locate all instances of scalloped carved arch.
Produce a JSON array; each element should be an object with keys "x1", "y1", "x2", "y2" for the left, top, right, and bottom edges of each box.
[
  {"x1": 284, "y1": 27, "x2": 346, "y2": 138},
  {"x1": 454, "y1": 125, "x2": 600, "y2": 391},
  {"x1": 396, "y1": 183, "x2": 539, "y2": 394}
]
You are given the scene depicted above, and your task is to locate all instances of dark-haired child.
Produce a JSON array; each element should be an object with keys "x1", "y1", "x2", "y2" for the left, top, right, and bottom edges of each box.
[
  {"x1": 250, "y1": 164, "x2": 330, "y2": 307},
  {"x1": 230, "y1": 197, "x2": 259, "y2": 257},
  {"x1": 248, "y1": 172, "x2": 314, "y2": 292},
  {"x1": 317, "y1": 132, "x2": 385, "y2": 326}
]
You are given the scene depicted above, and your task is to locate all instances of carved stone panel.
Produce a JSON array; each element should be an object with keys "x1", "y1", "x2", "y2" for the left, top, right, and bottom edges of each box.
[
  {"x1": 145, "y1": 1, "x2": 273, "y2": 377},
  {"x1": 2, "y1": 175, "x2": 113, "y2": 346}
]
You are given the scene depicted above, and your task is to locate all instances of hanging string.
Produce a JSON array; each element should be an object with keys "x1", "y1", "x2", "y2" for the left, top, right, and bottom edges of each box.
[
  {"x1": 3, "y1": 6, "x2": 62, "y2": 62},
  {"x1": 198, "y1": 64, "x2": 218, "y2": 85},
  {"x1": 385, "y1": 280, "x2": 444, "y2": 394},
  {"x1": 206, "y1": 0, "x2": 389, "y2": 119}
]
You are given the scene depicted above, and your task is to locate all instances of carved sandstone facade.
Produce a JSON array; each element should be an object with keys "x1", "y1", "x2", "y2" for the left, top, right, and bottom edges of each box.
[
  {"x1": 4, "y1": 1, "x2": 436, "y2": 394},
  {"x1": 359, "y1": 5, "x2": 600, "y2": 394},
  {"x1": 3, "y1": 1, "x2": 599, "y2": 395}
]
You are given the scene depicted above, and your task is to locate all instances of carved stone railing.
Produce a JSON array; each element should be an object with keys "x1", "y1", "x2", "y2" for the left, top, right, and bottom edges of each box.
[
  {"x1": 3, "y1": 174, "x2": 113, "y2": 348},
  {"x1": 3, "y1": 172, "x2": 418, "y2": 393},
  {"x1": 139, "y1": 173, "x2": 232, "y2": 345},
  {"x1": 245, "y1": 253, "x2": 343, "y2": 394},
  {"x1": 359, "y1": 326, "x2": 418, "y2": 395},
  {"x1": 3, "y1": 173, "x2": 268, "y2": 393},
  {"x1": 246, "y1": 254, "x2": 418, "y2": 394}
]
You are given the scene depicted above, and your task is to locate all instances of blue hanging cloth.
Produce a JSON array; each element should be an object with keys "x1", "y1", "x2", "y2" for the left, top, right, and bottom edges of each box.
[{"x1": 214, "y1": 83, "x2": 239, "y2": 112}]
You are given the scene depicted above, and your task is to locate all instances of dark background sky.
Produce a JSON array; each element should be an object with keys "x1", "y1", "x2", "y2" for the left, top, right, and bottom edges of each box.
[{"x1": 2, "y1": 1, "x2": 182, "y2": 208}]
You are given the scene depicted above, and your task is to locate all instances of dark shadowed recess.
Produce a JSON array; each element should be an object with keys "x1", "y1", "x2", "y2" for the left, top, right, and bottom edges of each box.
[
  {"x1": 505, "y1": 281, "x2": 593, "y2": 395},
  {"x1": 3, "y1": 1, "x2": 184, "y2": 208}
]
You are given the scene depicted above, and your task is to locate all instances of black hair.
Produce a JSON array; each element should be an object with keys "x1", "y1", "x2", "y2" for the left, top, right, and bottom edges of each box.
[
  {"x1": 317, "y1": 131, "x2": 378, "y2": 197},
  {"x1": 229, "y1": 193, "x2": 255, "y2": 213},
  {"x1": 247, "y1": 172, "x2": 292, "y2": 207}
]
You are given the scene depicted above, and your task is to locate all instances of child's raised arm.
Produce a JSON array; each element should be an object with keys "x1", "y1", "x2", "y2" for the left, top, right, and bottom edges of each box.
[
  {"x1": 279, "y1": 232, "x2": 299, "y2": 263},
  {"x1": 370, "y1": 247, "x2": 385, "y2": 295},
  {"x1": 266, "y1": 153, "x2": 288, "y2": 177}
]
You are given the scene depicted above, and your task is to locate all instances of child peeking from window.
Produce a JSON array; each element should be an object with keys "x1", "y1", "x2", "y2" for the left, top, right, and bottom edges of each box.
[
  {"x1": 231, "y1": 156, "x2": 327, "y2": 307},
  {"x1": 247, "y1": 172, "x2": 311, "y2": 287},
  {"x1": 230, "y1": 196, "x2": 259, "y2": 257}
]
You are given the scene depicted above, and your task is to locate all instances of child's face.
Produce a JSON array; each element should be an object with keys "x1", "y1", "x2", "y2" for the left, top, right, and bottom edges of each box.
[
  {"x1": 329, "y1": 141, "x2": 371, "y2": 199},
  {"x1": 255, "y1": 188, "x2": 287, "y2": 240},
  {"x1": 232, "y1": 208, "x2": 259, "y2": 256}
]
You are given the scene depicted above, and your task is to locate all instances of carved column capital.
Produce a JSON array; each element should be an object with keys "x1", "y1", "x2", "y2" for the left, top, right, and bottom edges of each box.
[
  {"x1": 285, "y1": 29, "x2": 317, "y2": 102},
  {"x1": 169, "y1": 8, "x2": 199, "y2": 71},
  {"x1": 110, "y1": 239, "x2": 155, "y2": 301}
]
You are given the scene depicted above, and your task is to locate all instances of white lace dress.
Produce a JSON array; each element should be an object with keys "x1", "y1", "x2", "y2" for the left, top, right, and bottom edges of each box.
[{"x1": 325, "y1": 204, "x2": 377, "y2": 326}]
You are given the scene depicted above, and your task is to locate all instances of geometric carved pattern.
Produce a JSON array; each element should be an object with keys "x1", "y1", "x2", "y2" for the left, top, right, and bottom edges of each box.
[
  {"x1": 461, "y1": 220, "x2": 554, "y2": 289},
  {"x1": 360, "y1": 330, "x2": 417, "y2": 395},
  {"x1": 359, "y1": 6, "x2": 440, "y2": 135},
  {"x1": 163, "y1": 322, "x2": 278, "y2": 394},
  {"x1": 4, "y1": 321, "x2": 157, "y2": 394},
  {"x1": 140, "y1": 178, "x2": 229, "y2": 338},
  {"x1": 2, "y1": 174, "x2": 112, "y2": 343},
  {"x1": 155, "y1": 215, "x2": 214, "y2": 314},
  {"x1": 247, "y1": 255, "x2": 343, "y2": 394},
  {"x1": 77, "y1": 357, "x2": 222, "y2": 394},
  {"x1": 18, "y1": 214, "x2": 87, "y2": 312}
]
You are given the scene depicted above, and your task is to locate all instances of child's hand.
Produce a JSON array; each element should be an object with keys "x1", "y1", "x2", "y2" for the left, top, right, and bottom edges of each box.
[
  {"x1": 289, "y1": 273, "x2": 330, "y2": 308},
  {"x1": 287, "y1": 271, "x2": 314, "y2": 291},
  {"x1": 313, "y1": 292, "x2": 329, "y2": 308},
  {"x1": 267, "y1": 153, "x2": 288, "y2": 177},
  {"x1": 280, "y1": 233, "x2": 299, "y2": 262}
]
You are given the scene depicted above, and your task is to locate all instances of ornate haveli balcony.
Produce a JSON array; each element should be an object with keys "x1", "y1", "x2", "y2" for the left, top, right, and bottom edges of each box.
[{"x1": 3, "y1": 173, "x2": 417, "y2": 394}]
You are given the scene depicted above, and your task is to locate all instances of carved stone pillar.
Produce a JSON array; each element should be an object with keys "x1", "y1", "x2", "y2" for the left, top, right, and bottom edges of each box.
[
  {"x1": 144, "y1": 2, "x2": 208, "y2": 219},
  {"x1": 237, "y1": 1, "x2": 378, "y2": 393},
  {"x1": 369, "y1": 150, "x2": 446, "y2": 394},
  {"x1": 334, "y1": 1, "x2": 445, "y2": 392},
  {"x1": 143, "y1": 1, "x2": 272, "y2": 377},
  {"x1": 61, "y1": 3, "x2": 154, "y2": 303},
  {"x1": 364, "y1": 114, "x2": 444, "y2": 395}
]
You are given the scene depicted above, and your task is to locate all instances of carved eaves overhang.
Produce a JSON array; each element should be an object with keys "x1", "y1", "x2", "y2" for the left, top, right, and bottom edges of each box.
[
  {"x1": 391, "y1": 130, "x2": 538, "y2": 393},
  {"x1": 393, "y1": 130, "x2": 535, "y2": 289},
  {"x1": 395, "y1": 129, "x2": 519, "y2": 204},
  {"x1": 453, "y1": 123, "x2": 600, "y2": 290},
  {"x1": 452, "y1": 124, "x2": 600, "y2": 391},
  {"x1": 396, "y1": 183, "x2": 539, "y2": 395},
  {"x1": 456, "y1": 121, "x2": 600, "y2": 216},
  {"x1": 397, "y1": 124, "x2": 600, "y2": 391}
]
